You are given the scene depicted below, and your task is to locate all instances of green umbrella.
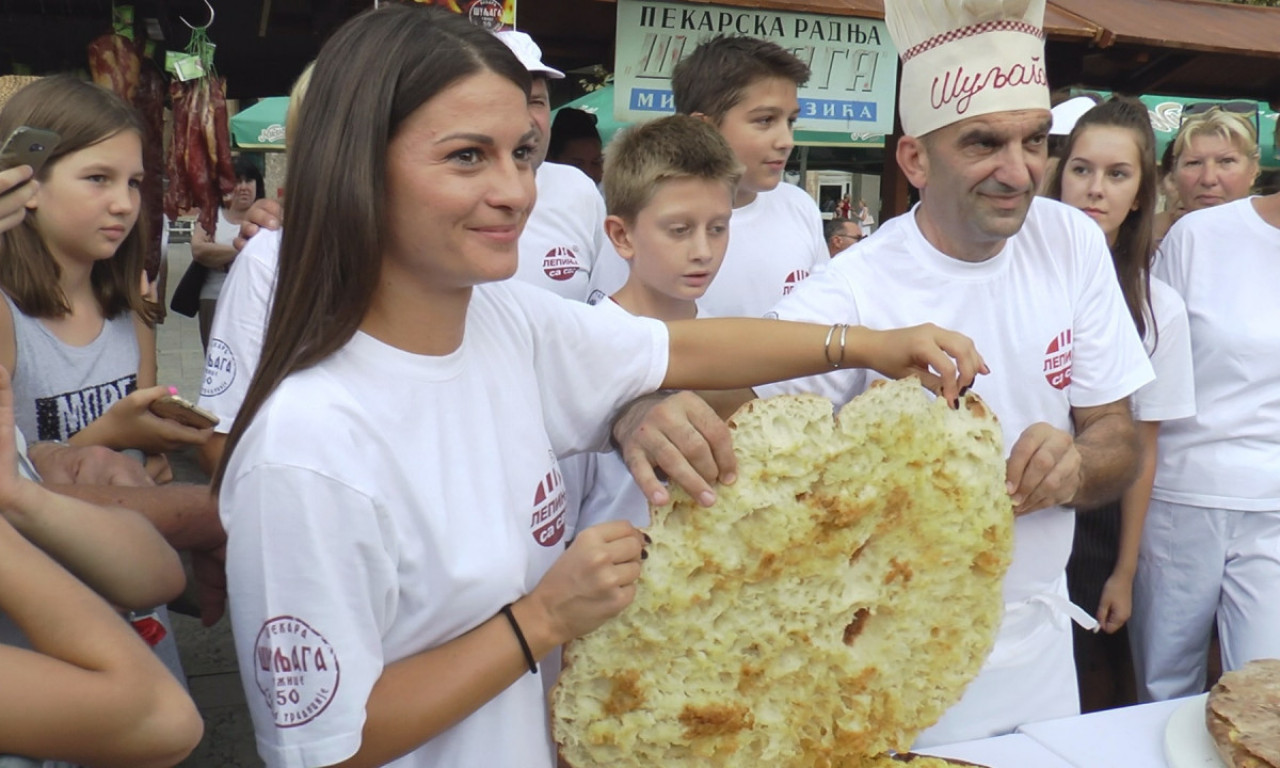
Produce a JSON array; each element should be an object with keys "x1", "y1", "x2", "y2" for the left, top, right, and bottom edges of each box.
[
  {"x1": 554, "y1": 84, "x2": 881, "y2": 148},
  {"x1": 230, "y1": 96, "x2": 289, "y2": 150}
]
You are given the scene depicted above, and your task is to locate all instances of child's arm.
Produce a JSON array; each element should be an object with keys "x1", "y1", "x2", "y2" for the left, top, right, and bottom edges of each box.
[
  {"x1": 0, "y1": 519, "x2": 203, "y2": 767},
  {"x1": 134, "y1": 313, "x2": 158, "y2": 388},
  {"x1": 0, "y1": 367, "x2": 202, "y2": 766},
  {"x1": 663, "y1": 318, "x2": 986, "y2": 405},
  {"x1": 1096, "y1": 419, "x2": 1158, "y2": 634},
  {"x1": 2, "y1": 486, "x2": 186, "y2": 610}
]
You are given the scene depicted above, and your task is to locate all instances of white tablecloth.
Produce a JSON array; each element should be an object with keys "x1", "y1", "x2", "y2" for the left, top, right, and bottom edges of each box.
[
  {"x1": 1017, "y1": 696, "x2": 1188, "y2": 767},
  {"x1": 919, "y1": 733, "x2": 1076, "y2": 767},
  {"x1": 920, "y1": 695, "x2": 1215, "y2": 767}
]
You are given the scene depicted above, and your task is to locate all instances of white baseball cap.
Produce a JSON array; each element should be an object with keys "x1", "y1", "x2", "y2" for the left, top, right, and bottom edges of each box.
[
  {"x1": 1050, "y1": 96, "x2": 1100, "y2": 136},
  {"x1": 495, "y1": 30, "x2": 565, "y2": 80}
]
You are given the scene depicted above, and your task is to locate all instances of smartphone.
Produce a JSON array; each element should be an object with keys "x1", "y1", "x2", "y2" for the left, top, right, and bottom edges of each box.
[
  {"x1": 0, "y1": 126, "x2": 60, "y2": 176},
  {"x1": 149, "y1": 394, "x2": 220, "y2": 430}
]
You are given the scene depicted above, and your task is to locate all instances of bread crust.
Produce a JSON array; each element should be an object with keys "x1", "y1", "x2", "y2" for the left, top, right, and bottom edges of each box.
[
  {"x1": 552, "y1": 380, "x2": 1013, "y2": 767},
  {"x1": 1206, "y1": 658, "x2": 1280, "y2": 768}
]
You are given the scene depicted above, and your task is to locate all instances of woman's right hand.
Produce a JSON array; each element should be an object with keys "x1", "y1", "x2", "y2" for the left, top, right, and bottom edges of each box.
[
  {"x1": 71, "y1": 385, "x2": 213, "y2": 454},
  {"x1": 233, "y1": 198, "x2": 283, "y2": 251},
  {"x1": 527, "y1": 520, "x2": 646, "y2": 645}
]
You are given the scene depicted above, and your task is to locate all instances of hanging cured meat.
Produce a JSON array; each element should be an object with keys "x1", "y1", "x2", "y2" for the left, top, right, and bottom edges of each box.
[{"x1": 164, "y1": 75, "x2": 235, "y2": 238}]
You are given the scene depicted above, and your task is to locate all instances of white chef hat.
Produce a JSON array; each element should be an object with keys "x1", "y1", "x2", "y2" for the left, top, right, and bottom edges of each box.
[
  {"x1": 495, "y1": 30, "x2": 565, "y2": 80},
  {"x1": 886, "y1": 0, "x2": 1050, "y2": 137}
]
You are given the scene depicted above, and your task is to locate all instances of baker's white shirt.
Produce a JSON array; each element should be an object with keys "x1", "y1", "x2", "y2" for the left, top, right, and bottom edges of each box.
[
  {"x1": 758, "y1": 197, "x2": 1153, "y2": 602},
  {"x1": 1152, "y1": 197, "x2": 1280, "y2": 509}
]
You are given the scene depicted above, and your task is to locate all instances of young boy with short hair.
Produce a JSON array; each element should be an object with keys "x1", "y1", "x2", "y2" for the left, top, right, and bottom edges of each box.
[
  {"x1": 574, "y1": 114, "x2": 741, "y2": 532},
  {"x1": 589, "y1": 35, "x2": 828, "y2": 317}
]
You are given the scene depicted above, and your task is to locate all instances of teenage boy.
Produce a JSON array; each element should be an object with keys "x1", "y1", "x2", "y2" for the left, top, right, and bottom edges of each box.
[
  {"x1": 574, "y1": 115, "x2": 741, "y2": 534},
  {"x1": 590, "y1": 36, "x2": 828, "y2": 317}
]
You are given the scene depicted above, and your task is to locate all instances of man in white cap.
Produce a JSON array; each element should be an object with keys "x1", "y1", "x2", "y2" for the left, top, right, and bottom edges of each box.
[
  {"x1": 495, "y1": 30, "x2": 607, "y2": 301},
  {"x1": 612, "y1": 0, "x2": 1155, "y2": 745}
]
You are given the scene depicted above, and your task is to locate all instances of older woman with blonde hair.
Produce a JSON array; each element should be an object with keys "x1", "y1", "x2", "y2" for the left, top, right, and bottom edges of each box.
[{"x1": 1154, "y1": 105, "x2": 1260, "y2": 240}]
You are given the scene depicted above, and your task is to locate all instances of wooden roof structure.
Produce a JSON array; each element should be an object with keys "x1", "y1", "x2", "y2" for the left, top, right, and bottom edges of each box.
[{"x1": 3, "y1": 0, "x2": 1279, "y2": 102}]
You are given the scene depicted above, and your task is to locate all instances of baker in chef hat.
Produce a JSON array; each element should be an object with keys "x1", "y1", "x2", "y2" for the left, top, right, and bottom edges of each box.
[{"x1": 886, "y1": 0, "x2": 1050, "y2": 137}]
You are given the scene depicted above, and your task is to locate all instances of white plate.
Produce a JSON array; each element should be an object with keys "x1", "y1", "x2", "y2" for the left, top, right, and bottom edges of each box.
[{"x1": 1165, "y1": 693, "x2": 1227, "y2": 768}]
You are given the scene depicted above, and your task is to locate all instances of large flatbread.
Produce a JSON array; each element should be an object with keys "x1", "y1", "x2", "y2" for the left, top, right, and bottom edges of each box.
[
  {"x1": 552, "y1": 379, "x2": 1013, "y2": 767},
  {"x1": 1207, "y1": 658, "x2": 1280, "y2": 768}
]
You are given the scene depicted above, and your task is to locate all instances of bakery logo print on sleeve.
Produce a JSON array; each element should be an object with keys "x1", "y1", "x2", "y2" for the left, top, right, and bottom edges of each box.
[
  {"x1": 542, "y1": 246, "x2": 583, "y2": 282},
  {"x1": 1043, "y1": 329, "x2": 1073, "y2": 390},
  {"x1": 530, "y1": 462, "x2": 567, "y2": 547},
  {"x1": 783, "y1": 269, "x2": 811, "y2": 296},
  {"x1": 35, "y1": 374, "x2": 136, "y2": 441},
  {"x1": 201, "y1": 338, "x2": 236, "y2": 397},
  {"x1": 254, "y1": 616, "x2": 341, "y2": 728}
]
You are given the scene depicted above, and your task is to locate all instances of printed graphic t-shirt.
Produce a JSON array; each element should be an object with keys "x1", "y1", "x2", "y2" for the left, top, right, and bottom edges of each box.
[{"x1": 2, "y1": 292, "x2": 138, "y2": 443}]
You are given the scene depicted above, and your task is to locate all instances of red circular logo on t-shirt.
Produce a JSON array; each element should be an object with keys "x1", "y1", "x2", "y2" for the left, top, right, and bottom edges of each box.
[
  {"x1": 1043, "y1": 330, "x2": 1073, "y2": 390},
  {"x1": 542, "y1": 247, "x2": 581, "y2": 282},
  {"x1": 530, "y1": 465, "x2": 567, "y2": 547},
  {"x1": 783, "y1": 269, "x2": 810, "y2": 296}
]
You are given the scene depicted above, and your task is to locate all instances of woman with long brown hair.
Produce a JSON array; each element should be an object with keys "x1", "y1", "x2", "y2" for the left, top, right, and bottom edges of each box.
[{"x1": 214, "y1": 6, "x2": 985, "y2": 767}]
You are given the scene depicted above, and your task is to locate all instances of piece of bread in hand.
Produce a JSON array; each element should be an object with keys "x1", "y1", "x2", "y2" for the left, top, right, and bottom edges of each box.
[
  {"x1": 552, "y1": 379, "x2": 1013, "y2": 768},
  {"x1": 1207, "y1": 658, "x2": 1280, "y2": 768}
]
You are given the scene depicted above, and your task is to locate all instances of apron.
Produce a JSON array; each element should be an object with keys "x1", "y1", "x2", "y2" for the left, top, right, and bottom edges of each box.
[{"x1": 912, "y1": 574, "x2": 1098, "y2": 748}]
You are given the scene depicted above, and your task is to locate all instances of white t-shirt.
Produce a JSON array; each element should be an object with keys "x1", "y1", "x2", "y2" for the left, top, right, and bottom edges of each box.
[
  {"x1": 199, "y1": 229, "x2": 280, "y2": 432},
  {"x1": 1151, "y1": 197, "x2": 1280, "y2": 509},
  {"x1": 1132, "y1": 277, "x2": 1195, "y2": 423},
  {"x1": 199, "y1": 208, "x2": 241, "y2": 301},
  {"x1": 512, "y1": 162, "x2": 603, "y2": 300},
  {"x1": 589, "y1": 183, "x2": 828, "y2": 317},
  {"x1": 756, "y1": 197, "x2": 1153, "y2": 603},
  {"x1": 222, "y1": 281, "x2": 667, "y2": 768}
]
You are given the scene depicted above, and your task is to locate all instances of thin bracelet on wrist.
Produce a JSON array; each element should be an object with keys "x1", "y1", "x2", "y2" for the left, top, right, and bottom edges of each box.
[
  {"x1": 824, "y1": 323, "x2": 849, "y2": 368},
  {"x1": 499, "y1": 603, "x2": 538, "y2": 675}
]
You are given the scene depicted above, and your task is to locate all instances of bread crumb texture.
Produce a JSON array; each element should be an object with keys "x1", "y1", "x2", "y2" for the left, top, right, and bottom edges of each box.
[
  {"x1": 1206, "y1": 657, "x2": 1280, "y2": 768},
  {"x1": 553, "y1": 379, "x2": 1013, "y2": 767}
]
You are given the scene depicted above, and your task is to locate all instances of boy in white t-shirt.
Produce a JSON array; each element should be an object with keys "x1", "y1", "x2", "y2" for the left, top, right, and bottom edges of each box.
[
  {"x1": 574, "y1": 115, "x2": 741, "y2": 536},
  {"x1": 589, "y1": 36, "x2": 828, "y2": 316}
]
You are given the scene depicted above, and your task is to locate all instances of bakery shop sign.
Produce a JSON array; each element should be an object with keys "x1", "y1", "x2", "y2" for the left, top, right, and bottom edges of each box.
[{"x1": 614, "y1": 0, "x2": 898, "y2": 134}]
